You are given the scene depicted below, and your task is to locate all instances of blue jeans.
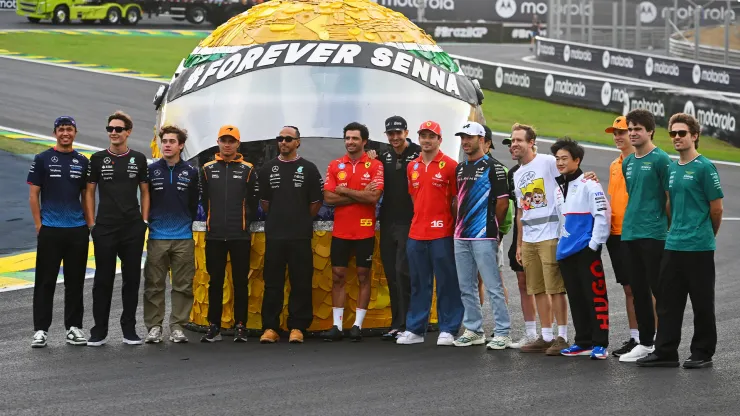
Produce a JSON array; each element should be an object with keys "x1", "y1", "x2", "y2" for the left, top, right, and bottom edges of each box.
[
  {"x1": 454, "y1": 239, "x2": 511, "y2": 337},
  {"x1": 405, "y1": 237, "x2": 464, "y2": 336}
]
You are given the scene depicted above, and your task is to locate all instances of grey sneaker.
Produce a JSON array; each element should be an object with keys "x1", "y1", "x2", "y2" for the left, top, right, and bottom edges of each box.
[
  {"x1": 145, "y1": 326, "x2": 163, "y2": 344},
  {"x1": 486, "y1": 335, "x2": 513, "y2": 350},
  {"x1": 510, "y1": 334, "x2": 538, "y2": 349},
  {"x1": 453, "y1": 329, "x2": 486, "y2": 347},
  {"x1": 169, "y1": 329, "x2": 189, "y2": 343},
  {"x1": 32, "y1": 330, "x2": 47, "y2": 348},
  {"x1": 65, "y1": 327, "x2": 87, "y2": 346}
]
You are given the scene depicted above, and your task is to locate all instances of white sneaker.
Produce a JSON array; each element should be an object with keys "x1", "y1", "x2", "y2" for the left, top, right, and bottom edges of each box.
[
  {"x1": 453, "y1": 329, "x2": 486, "y2": 347},
  {"x1": 65, "y1": 327, "x2": 88, "y2": 345},
  {"x1": 145, "y1": 326, "x2": 163, "y2": 344},
  {"x1": 619, "y1": 344, "x2": 655, "y2": 362},
  {"x1": 510, "y1": 334, "x2": 538, "y2": 349},
  {"x1": 487, "y1": 335, "x2": 513, "y2": 350},
  {"x1": 31, "y1": 330, "x2": 48, "y2": 348},
  {"x1": 396, "y1": 331, "x2": 424, "y2": 345},
  {"x1": 169, "y1": 329, "x2": 189, "y2": 343},
  {"x1": 437, "y1": 332, "x2": 455, "y2": 346}
]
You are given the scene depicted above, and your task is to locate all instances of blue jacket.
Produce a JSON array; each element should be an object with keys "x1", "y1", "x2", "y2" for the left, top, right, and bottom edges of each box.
[
  {"x1": 555, "y1": 170, "x2": 611, "y2": 261},
  {"x1": 148, "y1": 158, "x2": 200, "y2": 240}
]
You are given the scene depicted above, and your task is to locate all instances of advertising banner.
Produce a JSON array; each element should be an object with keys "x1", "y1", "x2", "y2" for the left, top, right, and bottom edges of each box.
[
  {"x1": 534, "y1": 38, "x2": 740, "y2": 95},
  {"x1": 371, "y1": 0, "x2": 736, "y2": 27},
  {"x1": 452, "y1": 54, "x2": 740, "y2": 146},
  {"x1": 0, "y1": 0, "x2": 16, "y2": 10},
  {"x1": 415, "y1": 21, "x2": 545, "y2": 43}
]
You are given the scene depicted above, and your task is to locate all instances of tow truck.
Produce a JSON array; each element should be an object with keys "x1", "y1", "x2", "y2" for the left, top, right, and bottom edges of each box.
[{"x1": 16, "y1": 0, "x2": 150, "y2": 25}]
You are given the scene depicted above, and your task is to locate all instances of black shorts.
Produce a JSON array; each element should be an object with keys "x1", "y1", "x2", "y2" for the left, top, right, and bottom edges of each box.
[
  {"x1": 331, "y1": 236, "x2": 375, "y2": 269},
  {"x1": 606, "y1": 234, "x2": 630, "y2": 286},
  {"x1": 508, "y1": 239, "x2": 524, "y2": 272}
]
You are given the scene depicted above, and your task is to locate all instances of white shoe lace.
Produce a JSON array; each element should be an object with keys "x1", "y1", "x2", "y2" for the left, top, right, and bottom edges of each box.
[
  {"x1": 148, "y1": 327, "x2": 162, "y2": 338},
  {"x1": 68, "y1": 326, "x2": 85, "y2": 339},
  {"x1": 33, "y1": 330, "x2": 46, "y2": 341},
  {"x1": 171, "y1": 329, "x2": 185, "y2": 339}
]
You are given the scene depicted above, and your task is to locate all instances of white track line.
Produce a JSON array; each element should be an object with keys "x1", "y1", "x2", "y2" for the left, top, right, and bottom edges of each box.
[
  {"x1": 1, "y1": 125, "x2": 104, "y2": 151},
  {"x1": 0, "y1": 54, "x2": 167, "y2": 83}
]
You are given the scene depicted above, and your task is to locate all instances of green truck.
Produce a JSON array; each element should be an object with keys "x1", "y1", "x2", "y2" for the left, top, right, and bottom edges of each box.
[{"x1": 16, "y1": 0, "x2": 149, "y2": 25}]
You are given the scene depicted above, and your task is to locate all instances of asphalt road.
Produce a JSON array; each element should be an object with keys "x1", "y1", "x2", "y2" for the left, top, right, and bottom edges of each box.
[{"x1": 2, "y1": 38, "x2": 740, "y2": 415}]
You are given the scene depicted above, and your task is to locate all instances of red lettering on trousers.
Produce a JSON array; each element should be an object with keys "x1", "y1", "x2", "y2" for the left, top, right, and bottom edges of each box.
[
  {"x1": 590, "y1": 259, "x2": 604, "y2": 278},
  {"x1": 596, "y1": 313, "x2": 609, "y2": 330},
  {"x1": 591, "y1": 259, "x2": 609, "y2": 329}
]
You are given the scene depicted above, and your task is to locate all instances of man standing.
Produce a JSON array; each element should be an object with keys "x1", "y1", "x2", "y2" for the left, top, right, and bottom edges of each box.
[
  {"x1": 452, "y1": 122, "x2": 512, "y2": 349},
  {"x1": 143, "y1": 126, "x2": 199, "y2": 344},
  {"x1": 396, "y1": 121, "x2": 464, "y2": 346},
  {"x1": 85, "y1": 111, "x2": 150, "y2": 346},
  {"x1": 618, "y1": 109, "x2": 672, "y2": 363},
  {"x1": 377, "y1": 116, "x2": 421, "y2": 340},
  {"x1": 321, "y1": 122, "x2": 384, "y2": 342},
  {"x1": 259, "y1": 126, "x2": 323, "y2": 344},
  {"x1": 200, "y1": 125, "x2": 259, "y2": 343},
  {"x1": 28, "y1": 116, "x2": 90, "y2": 348},
  {"x1": 511, "y1": 123, "x2": 570, "y2": 355},
  {"x1": 502, "y1": 137, "x2": 538, "y2": 348},
  {"x1": 551, "y1": 138, "x2": 612, "y2": 360},
  {"x1": 637, "y1": 113, "x2": 723, "y2": 369},
  {"x1": 604, "y1": 116, "x2": 640, "y2": 357}
]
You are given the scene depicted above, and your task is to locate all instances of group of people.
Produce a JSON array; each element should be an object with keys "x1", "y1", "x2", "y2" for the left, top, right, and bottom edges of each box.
[{"x1": 28, "y1": 109, "x2": 723, "y2": 369}]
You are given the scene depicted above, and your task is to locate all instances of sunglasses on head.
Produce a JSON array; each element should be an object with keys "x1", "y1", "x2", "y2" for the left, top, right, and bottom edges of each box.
[
  {"x1": 276, "y1": 136, "x2": 296, "y2": 143},
  {"x1": 668, "y1": 130, "x2": 689, "y2": 138},
  {"x1": 106, "y1": 126, "x2": 126, "y2": 133}
]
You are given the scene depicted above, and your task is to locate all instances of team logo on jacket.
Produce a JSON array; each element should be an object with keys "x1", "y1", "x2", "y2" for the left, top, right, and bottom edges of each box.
[
  {"x1": 411, "y1": 171, "x2": 420, "y2": 180},
  {"x1": 439, "y1": 161, "x2": 446, "y2": 169},
  {"x1": 364, "y1": 161, "x2": 371, "y2": 169},
  {"x1": 337, "y1": 171, "x2": 347, "y2": 180}
]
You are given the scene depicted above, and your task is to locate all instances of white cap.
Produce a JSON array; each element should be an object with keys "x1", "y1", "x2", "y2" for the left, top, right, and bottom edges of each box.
[{"x1": 455, "y1": 121, "x2": 486, "y2": 137}]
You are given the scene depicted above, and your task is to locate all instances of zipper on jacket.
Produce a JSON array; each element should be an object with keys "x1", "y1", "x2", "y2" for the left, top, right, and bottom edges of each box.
[{"x1": 224, "y1": 162, "x2": 229, "y2": 241}]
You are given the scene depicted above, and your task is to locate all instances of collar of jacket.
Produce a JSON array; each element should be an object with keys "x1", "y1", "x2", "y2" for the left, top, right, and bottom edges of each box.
[
  {"x1": 556, "y1": 168, "x2": 583, "y2": 200},
  {"x1": 214, "y1": 153, "x2": 245, "y2": 163},
  {"x1": 156, "y1": 157, "x2": 185, "y2": 169}
]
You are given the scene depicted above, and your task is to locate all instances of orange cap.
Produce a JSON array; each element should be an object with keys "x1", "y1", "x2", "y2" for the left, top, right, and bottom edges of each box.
[
  {"x1": 417, "y1": 120, "x2": 442, "y2": 136},
  {"x1": 605, "y1": 116, "x2": 628, "y2": 133},
  {"x1": 218, "y1": 124, "x2": 241, "y2": 141}
]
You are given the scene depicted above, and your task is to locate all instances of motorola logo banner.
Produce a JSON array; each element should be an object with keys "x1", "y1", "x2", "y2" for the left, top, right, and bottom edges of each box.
[
  {"x1": 639, "y1": 1, "x2": 658, "y2": 24},
  {"x1": 685, "y1": 100, "x2": 737, "y2": 133},
  {"x1": 693, "y1": 64, "x2": 731, "y2": 85},
  {"x1": 601, "y1": 81, "x2": 629, "y2": 114},
  {"x1": 630, "y1": 97, "x2": 665, "y2": 117},
  {"x1": 545, "y1": 74, "x2": 586, "y2": 97},
  {"x1": 645, "y1": 57, "x2": 679, "y2": 77},
  {"x1": 563, "y1": 44, "x2": 592, "y2": 63},
  {"x1": 602, "y1": 50, "x2": 634, "y2": 69},
  {"x1": 537, "y1": 42, "x2": 556, "y2": 56},
  {"x1": 495, "y1": 66, "x2": 530, "y2": 89},
  {"x1": 495, "y1": 0, "x2": 517, "y2": 19}
]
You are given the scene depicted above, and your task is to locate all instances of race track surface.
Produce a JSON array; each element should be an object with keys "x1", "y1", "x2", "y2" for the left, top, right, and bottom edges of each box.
[{"x1": 2, "y1": 23, "x2": 740, "y2": 415}]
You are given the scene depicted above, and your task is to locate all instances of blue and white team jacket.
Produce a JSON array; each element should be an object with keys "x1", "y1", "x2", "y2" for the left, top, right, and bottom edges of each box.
[{"x1": 554, "y1": 170, "x2": 611, "y2": 261}]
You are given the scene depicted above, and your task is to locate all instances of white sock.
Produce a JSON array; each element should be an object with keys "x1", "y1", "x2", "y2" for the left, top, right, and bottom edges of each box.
[
  {"x1": 354, "y1": 308, "x2": 367, "y2": 329},
  {"x1": 525, "y1": 321, "x2": 537, "y2": 338},
  {"x1": 542, "y1": 327, "x2": 554, "y2": 342},
  {"x1": 630, "y1": 329, "x2": 640, "y2": 343},
  {"x1": 333, "y1": 307, "x2": 344, "y2": 330},
  {"x1": 558, "y1": 325, "x2": 568, "y2": 340}
]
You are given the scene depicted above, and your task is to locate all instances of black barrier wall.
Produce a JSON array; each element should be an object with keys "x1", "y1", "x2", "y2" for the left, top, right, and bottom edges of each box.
[
  {"x1": 452, "y1": 54, "x2": 740, "y2": 147},
  {"x1": 415, "y1": 21, "x2": 544, "y2": 43},
  {"x1": 534, "y1": 38, "x2": 740, "y2": 95}
]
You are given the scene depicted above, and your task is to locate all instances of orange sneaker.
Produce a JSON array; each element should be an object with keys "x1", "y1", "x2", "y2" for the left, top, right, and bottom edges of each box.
[
  {"x1": 260, "y1": 329, "x2": 280, "y2": 344},
  {"x1": 289, "y1": 329, "x2": 304, "y2": 344}
]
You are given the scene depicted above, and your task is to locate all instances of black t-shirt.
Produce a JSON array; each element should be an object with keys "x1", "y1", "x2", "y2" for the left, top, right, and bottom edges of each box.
[
  {"x1": 27, "y1": 148, "x2": 89, "y2": 228},
  {"x1": 378, "y1": 140, "x2": 421, "y2": 225},
  {"x1": 258, "y1": 156, "x2": 323, "y2": 240},
  {"x1": 87, "y1": 148, "x2": 149, "y2": 225},
  {"x1": 508, "y1": 163, "x2": 521, "y2": 245}
]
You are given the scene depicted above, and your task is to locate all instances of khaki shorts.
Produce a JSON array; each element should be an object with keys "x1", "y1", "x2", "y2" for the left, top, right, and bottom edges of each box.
[{"x1": 521, "y1": 239, "x2": 565, "y2": 295}]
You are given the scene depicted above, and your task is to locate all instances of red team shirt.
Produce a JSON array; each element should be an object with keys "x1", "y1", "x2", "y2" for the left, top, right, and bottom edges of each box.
[
  {"x1": 407, "y1": 151, "x2": 458, "y2": 240},
  {"x1": 324, "y1": 153, "x2": 385, "y2": 240}
]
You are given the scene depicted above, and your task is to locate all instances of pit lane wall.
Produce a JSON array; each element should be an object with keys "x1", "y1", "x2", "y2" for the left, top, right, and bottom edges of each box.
[{"x1": 454, "y1": 48, "x2": 740, "y2": 147}]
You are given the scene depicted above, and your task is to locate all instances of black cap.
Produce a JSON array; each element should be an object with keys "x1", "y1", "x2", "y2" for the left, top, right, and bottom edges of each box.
[
  {"x1": 483, "y1": 124, "x2": 493, "y2": 147},
  {"x1": 502, "y1": 138, "x2": 512, "y2": 146},
  {"x1": 54, "y1": 116, "x2": 76, "y2": 129},
  {"x1": 385, "y1": 116, "x2": 407, "y2": 132}
]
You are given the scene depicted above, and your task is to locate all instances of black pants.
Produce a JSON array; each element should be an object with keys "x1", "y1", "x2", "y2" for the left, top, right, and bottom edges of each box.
[
  {"x1": 90, "y1": 220, "x2": 147, "y2": 338},
  {"x1": 33, "y1": 225, "x2": 89, "y2": 331},
  {"x1": 261, "y1": 238, "x2": 314, "y2": 332},
  {"x1": 654, "y1": 250, "x2": 716, "y2": 361},
  {"x1": 205, "y1": 239, "x2": 251, "y2": 327},
  {"x1": 559, "y1": 247, "x2": 609, "y2": 348},
  {"x1": 623, "y1": 238, "x2": 664, "y2": 347},
  {"x1": 380, "y1": 223, "x2": 411, "y2": 331}
]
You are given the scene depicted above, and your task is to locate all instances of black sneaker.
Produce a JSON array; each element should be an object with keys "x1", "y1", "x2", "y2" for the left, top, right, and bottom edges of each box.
[
  {"x1": 122, "y1": 328, "x2": 143, "y2": 345},
  {"x1": 683, "y1": 357, "x2": 713, "y2": 369},
  {"x1": 381, "y1": 329, "x2": 399, "y2": 341},
  {"x1": 349, "y1": 325, "x2": 362, "y2": 342},
  {"x1": 234, "y1": 323, "x2": 248, "y2": 343},
  {"x1": 636, "y1": 353, "x2": 679, "y2": 368},
  {"x1": 320, "y1": 325, "x2": 343, "y2": 342},
  {"x1": 611, "y1": 338, "x2": 638, "y2": 357},
  {"x1": 200, "y1": 324, "x2": 222, "y2": 343}
]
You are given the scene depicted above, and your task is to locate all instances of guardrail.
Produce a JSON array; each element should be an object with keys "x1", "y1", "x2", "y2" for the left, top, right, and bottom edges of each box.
[
  {"x1": 669, "y1": 35, "x2": 740, "y2": 66},
  {"x1": 453, "y1": 53, "x2": 740, "y2": 147},
  {"x1": 533, "y1": 37, "x2": 740, "y2": 95}
]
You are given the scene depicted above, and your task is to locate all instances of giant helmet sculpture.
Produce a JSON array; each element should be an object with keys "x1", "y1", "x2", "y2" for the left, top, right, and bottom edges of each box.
[{"x1": 151, "y1": 0, "x2": 486, "y2": 333}]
